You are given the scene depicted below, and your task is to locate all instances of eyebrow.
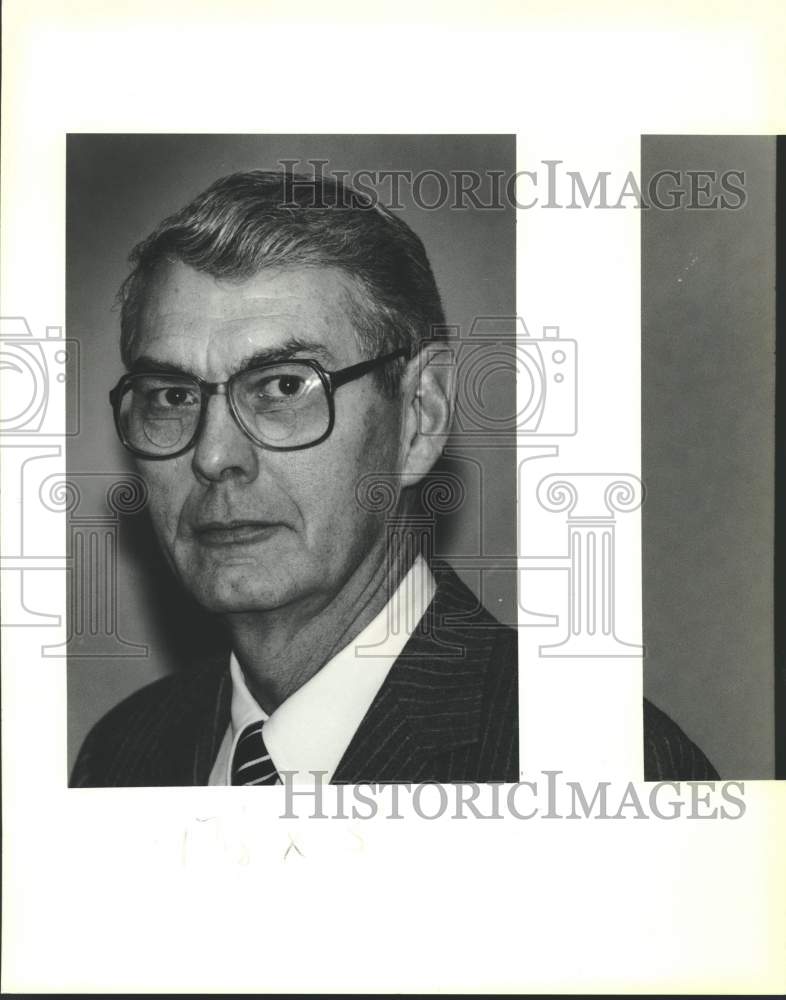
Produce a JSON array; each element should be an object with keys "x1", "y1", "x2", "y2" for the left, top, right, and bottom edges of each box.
[
  {"x1": 237, "y1": 338, "x2": 336, "y2": 370},
  {"x1": 129, "y1": 338, "x2": 337, "y2": 377}
]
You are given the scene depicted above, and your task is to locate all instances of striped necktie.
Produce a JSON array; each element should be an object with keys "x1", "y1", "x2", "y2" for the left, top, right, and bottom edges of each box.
[{"x1": 231, "y1": 720, "x2": 281, "y2": 786}]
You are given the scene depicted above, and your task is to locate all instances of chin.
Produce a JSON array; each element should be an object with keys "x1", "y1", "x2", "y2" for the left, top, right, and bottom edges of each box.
[
  {"x1": 182, "y1": 566, "x2": 310, "y2": 615},
  {"x1": 190, "y1": 585, "x2": 289, "y2": 614}
]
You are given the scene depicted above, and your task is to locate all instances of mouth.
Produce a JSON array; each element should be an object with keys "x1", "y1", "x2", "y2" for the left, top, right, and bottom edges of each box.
[{"x1": 193, "y1": 520, "x2": 283, "y2": 547}]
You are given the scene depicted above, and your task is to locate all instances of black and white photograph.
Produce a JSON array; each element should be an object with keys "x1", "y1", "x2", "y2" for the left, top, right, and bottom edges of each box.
[{"x1": 66, "y1": 134, "x2": 521, "y2": 787}]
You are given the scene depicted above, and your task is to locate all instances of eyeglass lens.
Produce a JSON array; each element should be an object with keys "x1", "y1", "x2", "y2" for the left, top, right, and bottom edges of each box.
[{"x1": 116, "y1": 363, "x2": 331, "y2": 455}]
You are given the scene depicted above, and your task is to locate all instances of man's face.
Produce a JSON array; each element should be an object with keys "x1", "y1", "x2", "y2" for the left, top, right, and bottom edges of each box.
[{"x1": 130, "y1": 261, "x2": 407, "y2": 615}]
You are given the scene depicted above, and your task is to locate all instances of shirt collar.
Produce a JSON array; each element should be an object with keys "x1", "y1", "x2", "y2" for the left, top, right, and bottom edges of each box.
[{"x1": 226, "y1": 554, "x2": 436, "y2": 783}]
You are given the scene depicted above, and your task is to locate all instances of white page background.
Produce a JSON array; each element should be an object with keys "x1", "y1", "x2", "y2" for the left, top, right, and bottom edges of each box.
[{"x1": 2, "y1": 2, "x2": 785, "y2": 993}]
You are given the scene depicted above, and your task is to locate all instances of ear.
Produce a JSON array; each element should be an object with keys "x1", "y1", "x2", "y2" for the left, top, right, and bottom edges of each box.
[{"x1": 398, "y1": 343, "x2": 455, "y2": 488}]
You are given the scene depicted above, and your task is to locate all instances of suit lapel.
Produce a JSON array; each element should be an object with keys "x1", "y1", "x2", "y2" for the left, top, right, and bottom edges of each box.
[
  {"x1": 176, "y1": 565, "x2": 501, "y2": 785},
  {"x1": 332, "y1": 564, "x2": 497, "y2": 783},
  {"x1": 144, "y1": 653, "x2": 232, "y2": 786},
  {"x1": 191, "y1": 664, "x2": 232, "y2": 784}
]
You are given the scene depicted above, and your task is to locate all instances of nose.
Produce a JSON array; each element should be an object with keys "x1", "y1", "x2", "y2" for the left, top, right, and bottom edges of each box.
[{"x1": 191, "y1": 391, "x2": 260, "y2": 484}]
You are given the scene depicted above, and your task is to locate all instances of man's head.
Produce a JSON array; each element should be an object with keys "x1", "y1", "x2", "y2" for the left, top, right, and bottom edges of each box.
[
  {"x1": 114, "y1": 170, "x2": 453, "y2": 615},
  {"x1": 120, "y1": 170, "x2": 446, "y2": 396}
]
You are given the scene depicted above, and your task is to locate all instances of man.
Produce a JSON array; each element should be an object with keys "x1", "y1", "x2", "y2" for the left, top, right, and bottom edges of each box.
[{"x1": 70, "y1": 169, "x2": 716, "y2": 786}]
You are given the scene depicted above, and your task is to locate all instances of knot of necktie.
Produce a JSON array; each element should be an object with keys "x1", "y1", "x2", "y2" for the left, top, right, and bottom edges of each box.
[{"x1": 230, "y1": 720, "x2": 281, "y2": 786}]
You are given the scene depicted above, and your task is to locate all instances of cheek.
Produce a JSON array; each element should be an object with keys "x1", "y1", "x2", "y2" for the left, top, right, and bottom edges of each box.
[
  {"x1": 137, "y1": 461, "x2": 190, "y2": 544},
  {"x1": 285, "y1": 401, "x2": 403, "y2": 541}
]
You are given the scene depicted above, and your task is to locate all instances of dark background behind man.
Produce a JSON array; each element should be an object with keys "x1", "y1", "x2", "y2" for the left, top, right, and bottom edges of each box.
[{"x1": 66, "y1": 134, "x2": 518, "y2": 771}]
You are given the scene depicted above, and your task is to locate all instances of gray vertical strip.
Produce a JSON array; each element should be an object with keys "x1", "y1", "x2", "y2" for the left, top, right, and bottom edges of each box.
[
  {"x1": 642, "y1": 135, "x2": 776, "y2": 778},
  {"x1": 775, "y1": 135, "x2": 786, "y2": 780}
]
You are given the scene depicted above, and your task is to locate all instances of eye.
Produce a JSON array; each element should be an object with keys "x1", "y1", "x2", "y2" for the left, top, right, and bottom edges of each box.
[
  {"x1": 148, "y1": 385, "x2": 200, "y2": 409},
  {"x1": 266, "y1": 374, "x2": 305, "y2": 398},
  {"x1": 252, "y1": 372, "x2": 316, "y2": 402}
]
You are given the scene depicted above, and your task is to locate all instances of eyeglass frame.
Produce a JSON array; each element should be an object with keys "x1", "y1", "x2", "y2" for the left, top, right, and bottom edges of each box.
[{"x1": 108, "y1": 347, "x2": 410, "y2": 459}]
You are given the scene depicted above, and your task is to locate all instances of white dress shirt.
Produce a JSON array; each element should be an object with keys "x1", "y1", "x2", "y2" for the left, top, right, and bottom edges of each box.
[{"x1": 208, "y1": 555, "x2": 436, "y2": 785}]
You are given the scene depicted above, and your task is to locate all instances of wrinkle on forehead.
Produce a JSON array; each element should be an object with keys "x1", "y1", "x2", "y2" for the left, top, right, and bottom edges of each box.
[{"x1": 133, "y1": 261, "x2": 364, "y2": 379}]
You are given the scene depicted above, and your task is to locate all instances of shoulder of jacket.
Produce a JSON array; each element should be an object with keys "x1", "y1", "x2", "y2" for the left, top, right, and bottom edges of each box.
[
  {"x1": 643, "y1": 698, "x2": 719, "y2": 780},
  {"x1": 70, "y1": 659, "x2": 227, "y2": 786},
  {"x1": 93, "y1": 672, "x2": 188, "y2": 732}
]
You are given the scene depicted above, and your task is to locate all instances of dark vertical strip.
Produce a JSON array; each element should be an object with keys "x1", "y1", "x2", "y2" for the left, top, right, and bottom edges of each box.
[
  {"x1": 640, "y1": 133, "x2": 649, "y2": 776},
  {"x1": 775, "y1": 136, "x2": 786, "y2": 779}
]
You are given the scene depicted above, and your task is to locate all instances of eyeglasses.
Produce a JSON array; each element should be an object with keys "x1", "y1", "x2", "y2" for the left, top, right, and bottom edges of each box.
[{"x1": 109, "y1": 349, "x2": 409, "y2": 459}]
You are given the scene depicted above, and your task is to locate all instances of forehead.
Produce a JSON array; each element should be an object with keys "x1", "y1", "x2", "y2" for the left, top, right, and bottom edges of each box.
[{"x1": 132, "y1": 260, "x2": 362, "y2": 375}]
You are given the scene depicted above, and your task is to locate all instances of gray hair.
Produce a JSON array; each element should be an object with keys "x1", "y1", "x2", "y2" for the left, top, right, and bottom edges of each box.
[{"x1": 118, "y1": 169, "x2": 446, "y2": 395}]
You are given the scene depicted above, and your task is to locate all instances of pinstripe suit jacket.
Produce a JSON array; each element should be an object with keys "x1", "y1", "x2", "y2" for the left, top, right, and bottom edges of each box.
[{"x1": 70, "y1": 563, "x2": 717, "y2": 787}]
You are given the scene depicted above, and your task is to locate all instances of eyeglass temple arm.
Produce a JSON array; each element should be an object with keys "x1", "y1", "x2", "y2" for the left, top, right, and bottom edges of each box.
[{"x1": 329, "y1": 348, "x2": 410, "y2": 390}]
